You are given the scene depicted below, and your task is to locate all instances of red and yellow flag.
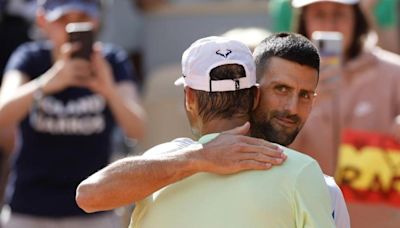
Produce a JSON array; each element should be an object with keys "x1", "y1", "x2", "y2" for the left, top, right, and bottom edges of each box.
[{"x1": 335, "y1": 129, "x2": 400, "y2": 207}]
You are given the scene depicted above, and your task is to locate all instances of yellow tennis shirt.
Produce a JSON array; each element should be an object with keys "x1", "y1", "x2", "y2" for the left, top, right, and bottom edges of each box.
[{"x1": 130, "y1": 134, "x2": 335, "y2": 228}]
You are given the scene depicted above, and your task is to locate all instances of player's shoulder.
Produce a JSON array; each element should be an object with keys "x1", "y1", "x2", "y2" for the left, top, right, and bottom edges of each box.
[
  {"x1": 13, "y1": 41, "x2": 50, "y2": 55},
  {"x1": 275, "y1": 144, "x2": 324, "y2": 177},
  {"x1": 323, "y1": 175, "x2": 338, "y2": 188},
  {"x1": 143, "y1": 137, "x2": 198, "y2": 156},
  {"x1": 279, "y1": 144, "x2": 317, "y2": 164},
  {"x1": 323, "y1": 174, "x2": 342, "y2": 197}
]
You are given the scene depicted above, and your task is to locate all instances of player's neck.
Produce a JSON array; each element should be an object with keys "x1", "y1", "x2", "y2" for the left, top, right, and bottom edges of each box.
[{"x1": 200, "y1": 117, "x2": 248, "y2": 136}]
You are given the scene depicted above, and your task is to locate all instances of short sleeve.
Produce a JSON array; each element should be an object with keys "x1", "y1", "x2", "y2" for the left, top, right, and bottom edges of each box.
[
  {"x1": 4, "y1": 42, "x2": 53, "y2": 80},
  {"x1": 294, "y1": 161, "x2": 336, "y2": 228},
  {"x1": 324, "y1": 175, "x2": 351, "y2": 228},
  {"x1": 103, "y1": 44, "x2": 137, "y2": 84},
  {"x1": 5, "y1": 43, "x2": 37, "y2": 79}
]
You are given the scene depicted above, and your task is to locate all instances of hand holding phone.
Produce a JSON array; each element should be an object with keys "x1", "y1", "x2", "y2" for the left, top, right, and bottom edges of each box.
[
  {"x1": 65, "y1": 22, "x2": 94, "y2": 60},
  {"x1": 312, "y1": 31, "x2": 343, "y2": 84},
  {"x1": 312, "y1": 31, "x2": 343, "y2": 69}
]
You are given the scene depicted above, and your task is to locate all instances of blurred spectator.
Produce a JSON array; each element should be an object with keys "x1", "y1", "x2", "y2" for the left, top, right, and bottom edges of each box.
[
  {"x1": 0, "y1": 0, "x2": 36, "y2": 221},
  {"x1": 289, "y1": 0, "x2": 400, "y2": 228},
  {"x1": 268, "y1": 0, "x2": 400, "y2": 53},
  {"x1": 0, "y1": 0, "x2": 145, "y2": 227}
]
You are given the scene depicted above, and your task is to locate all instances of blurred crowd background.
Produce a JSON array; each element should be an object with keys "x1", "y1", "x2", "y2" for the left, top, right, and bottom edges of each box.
[
  {"x1": 0, "y1": 0, "x2": 400, "y2": 227},
  {"x1": 1, "y1": 0, "x2": 399, "y2": 151}
]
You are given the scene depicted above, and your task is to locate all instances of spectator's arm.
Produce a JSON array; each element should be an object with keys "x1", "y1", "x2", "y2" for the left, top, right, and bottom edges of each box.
[
  {"x1": 0, "y1": 70, "x2": 37, "y2": 127},
  {"x1": 0, "y1": 126, "x2": 16, "y2": 155},
  {"x1": 89, "y1": 48, "x2": 146, "y2": 140},
  {"x1": 0, "y1": 43, "x2": 94, "y2": 128},
  {"x1": 102, "y1": 80, "x2": 146, "y2": 140}
]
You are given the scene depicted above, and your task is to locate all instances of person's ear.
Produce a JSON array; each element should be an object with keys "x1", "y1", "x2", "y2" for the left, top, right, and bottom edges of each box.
[
  {"x1": 252, "y1": 86, "x2": 260, "y2": 111},
  {"x1": 36, "y1": 9, "x2": 47, "y2": 30},
  {"x1": 312, "y1": 90, "x2": 318, "y2": 106},
  {"x1": 184, "y1": 87, "x2": 197, "y2": 113}
]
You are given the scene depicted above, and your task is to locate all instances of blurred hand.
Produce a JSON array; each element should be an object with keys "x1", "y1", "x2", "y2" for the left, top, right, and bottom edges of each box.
[
  {"x1": 40, "y1": 43, "x2": 93, "y2": 94},
  {"x1": 190, "y1": 122, "x2": 287, "y2": 175},
  {"x1": 315, "y1": 63, "x2": 344, "y2": 102},
  {"x1": 391, "y1": 115, "x2": 400, "y2": 142},
  {"x1": 85, "y1": 43, "x2": 116, "y2": 97}
]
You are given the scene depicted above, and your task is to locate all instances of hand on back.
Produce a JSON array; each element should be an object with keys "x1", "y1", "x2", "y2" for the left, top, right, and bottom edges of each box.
[{"x1": 192, "y1": 122, "x2": 287, "y2": 175}]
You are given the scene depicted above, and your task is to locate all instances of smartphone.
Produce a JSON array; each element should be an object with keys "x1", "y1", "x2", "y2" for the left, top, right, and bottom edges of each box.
[
  {"x1": 312, "y1": 31, "x2": 343, "y2": 70},
  {"x1": 65, "y1": 22, "x2": 94, "y2": 60}
]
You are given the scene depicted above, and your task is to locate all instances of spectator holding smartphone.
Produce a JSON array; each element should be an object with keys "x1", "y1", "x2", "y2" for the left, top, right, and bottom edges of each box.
[
  {"x1": 268, "y1": 0, "x2": 399, "y2": 54},
  {"x1": 289, "y1": 0, "x2": 400, "y2": 228},
  {"x1": 0, "y1": 0, "x2": 145, "y2": 227}
]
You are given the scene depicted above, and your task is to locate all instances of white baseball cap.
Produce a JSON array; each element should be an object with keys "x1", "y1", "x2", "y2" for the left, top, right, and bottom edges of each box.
[
  {"x1": 292, "y1": 0, "x2": 359, "y2": 8},
  {"x1": 175, "y1": 36, "x2": 257, "y2": 92}
]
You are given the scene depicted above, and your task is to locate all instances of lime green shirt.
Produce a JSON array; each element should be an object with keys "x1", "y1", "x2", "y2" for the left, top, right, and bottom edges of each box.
[{"x1": 130, "y1": 134, "x2": 335, "y2": 228}]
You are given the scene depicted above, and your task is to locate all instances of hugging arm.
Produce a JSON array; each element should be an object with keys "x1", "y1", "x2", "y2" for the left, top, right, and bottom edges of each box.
[{"x1": 76, "y1": 122, "x2": 286, "y2": 212}]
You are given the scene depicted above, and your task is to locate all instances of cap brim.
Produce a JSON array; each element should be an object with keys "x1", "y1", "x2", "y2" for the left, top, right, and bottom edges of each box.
[
  {"x1": 174, "y1": 77, "x2": 185, "y2": 86},
  {"x1": 45, "y1": 4, "x2": 99, "y2": 22},
  {"x1": 292, "y1": 0, "x2": 359, "y2": 8}
]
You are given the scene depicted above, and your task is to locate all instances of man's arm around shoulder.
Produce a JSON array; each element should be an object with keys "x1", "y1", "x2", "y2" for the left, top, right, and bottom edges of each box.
[{"x1": 76, "y1": 122, "x2": 286, "y2": 213}]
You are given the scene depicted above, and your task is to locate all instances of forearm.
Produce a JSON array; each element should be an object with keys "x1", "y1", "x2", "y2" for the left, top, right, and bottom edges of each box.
[
  {"x1": 0, "y1": 127, "x2": 16, "y2": 155},
  {"x1": 76, "y1": 124, "x2": 287, "y2": 212},
  {"x1": 103, "y1": 83, "x2": 146, "y2": 140},
  {"x1": 76, "y1": 147, "x2": 201, "y2": 213},
  {"x1": 0, "y1": 76, "x2": 42, "y2": 127}
]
